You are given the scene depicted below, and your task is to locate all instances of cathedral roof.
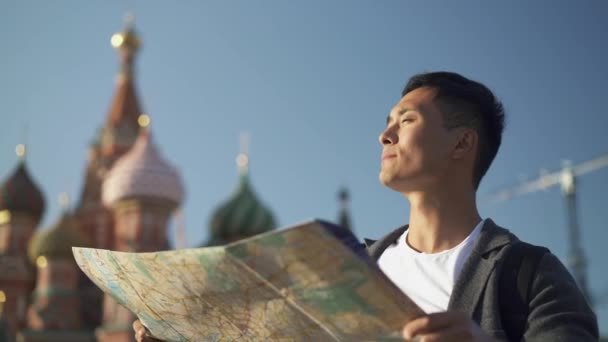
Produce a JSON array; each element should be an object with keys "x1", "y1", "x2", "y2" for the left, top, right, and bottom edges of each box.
[
  {"x1": 0, "y1": 146, "x2": 45, "y2": 223},
  {"x1": 98, "y1": 16, "x2": 143, "y2": 159},
  {"x1": 28, "y1": 212, "x2": 90, "y2": 263},
  {"x1": 209, "y1": 152, "x2": 275, "y2": 244},
  {"x1": 76, "y1": 18, "x2": 144, "y2": 212},
  {"x1": 102, "y1": 125, "x2": 184, "y2": 207}
]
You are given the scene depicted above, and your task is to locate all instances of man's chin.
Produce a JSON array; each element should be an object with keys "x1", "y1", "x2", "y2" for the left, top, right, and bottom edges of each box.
[
  {"x1": 379, "y1": 173, "x2": 413, "y2": 193},
  {"x1": 379, "y1": 173, "x2": 399, "y2": 189},
  {"x1": 379, "y1": 172, "x2": 389, "y2": 186}
]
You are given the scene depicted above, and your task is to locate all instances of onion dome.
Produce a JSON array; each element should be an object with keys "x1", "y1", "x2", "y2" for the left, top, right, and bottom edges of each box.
[
  {"x1": 102, "y1": 116, "x2": 184, "y2": 207},
  {"x1": 28, "y1": 211, "x2": 90, "y2": 263},
  {"x1": 209, "y1": 145, "x2": 276, "y2": 244},
  {"x1": 0, "y1": 144, "x2": 45, "y2": 223},
  {"x1": 76, "y1": 17, "x2": 143, "y2": 211}
]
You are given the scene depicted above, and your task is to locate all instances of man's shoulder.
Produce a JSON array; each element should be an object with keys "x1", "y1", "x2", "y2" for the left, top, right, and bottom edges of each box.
[{"x1": 481, "y1": 220, "x2": 556, "y2": 257}]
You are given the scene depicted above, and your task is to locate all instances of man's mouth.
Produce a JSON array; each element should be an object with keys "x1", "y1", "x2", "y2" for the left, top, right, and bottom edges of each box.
[{"x1": 382, "y1": 154, "x2": 397, "y2": 161}]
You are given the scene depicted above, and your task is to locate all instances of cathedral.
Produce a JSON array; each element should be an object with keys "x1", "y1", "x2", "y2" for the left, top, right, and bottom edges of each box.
[{"x1": 0, "y1": 19, "x2": 352, "y2": 342}]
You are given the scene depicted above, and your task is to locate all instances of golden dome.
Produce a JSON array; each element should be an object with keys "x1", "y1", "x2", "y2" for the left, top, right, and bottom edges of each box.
[{"x1": 111, "y1": 14, "x2": 141, "y2": 52}]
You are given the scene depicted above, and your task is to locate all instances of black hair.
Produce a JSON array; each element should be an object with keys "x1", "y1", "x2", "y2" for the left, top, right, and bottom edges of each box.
[{"x1": 403, "y1": 72, "x2": 505, "y2": 189}]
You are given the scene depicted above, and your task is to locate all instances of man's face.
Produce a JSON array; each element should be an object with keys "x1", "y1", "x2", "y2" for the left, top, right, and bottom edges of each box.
[{"x1": 379, "y1": 87, "x2": 457, "y2": 192}]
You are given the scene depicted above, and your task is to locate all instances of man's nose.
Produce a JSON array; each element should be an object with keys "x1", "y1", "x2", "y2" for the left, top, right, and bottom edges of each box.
[{"x1": 379, "y1": 127, "x2": 397, "y2": 145}]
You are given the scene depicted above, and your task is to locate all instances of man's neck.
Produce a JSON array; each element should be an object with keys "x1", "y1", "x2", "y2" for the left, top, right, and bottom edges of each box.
[{"x1": 405, "y1": 189, "x2": 481, "y2": 254}]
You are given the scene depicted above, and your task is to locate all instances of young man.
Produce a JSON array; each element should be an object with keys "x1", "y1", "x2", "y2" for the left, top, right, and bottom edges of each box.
[
  {"x1": 372, "y1": 71, "x2": 597, "y2": 341},
  {"x1": 134, "y1": 72, "x2": 598, "y2": 341}
]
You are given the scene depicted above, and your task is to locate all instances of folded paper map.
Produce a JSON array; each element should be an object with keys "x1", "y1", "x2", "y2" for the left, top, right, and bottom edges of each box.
[{"x1": 73, "y1": 220, "x2": 423, "y2": 341}]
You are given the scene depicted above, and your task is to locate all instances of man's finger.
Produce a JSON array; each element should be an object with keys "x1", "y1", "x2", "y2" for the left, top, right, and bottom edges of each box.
[
  {"x1": 134, "y1": 320, "x2": 145, "y2": 342},
  {"x1": 133, "y1": 320, "x2": 144, "y2": 333},
  {"x1": 402, "y1": 312, "x2": 466, "y2": 339},
  {"x1": 133, "y1": 320, "x2": 162, "y2": 342}
]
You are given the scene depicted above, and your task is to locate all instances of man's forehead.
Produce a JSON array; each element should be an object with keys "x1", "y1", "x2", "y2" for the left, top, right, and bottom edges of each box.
[
  {"x1": 400, "y1": 86, "x2": 438, "y2": 106},
  {"x1": 389, "y1": 87, "x2": 437, "y2": 115}
]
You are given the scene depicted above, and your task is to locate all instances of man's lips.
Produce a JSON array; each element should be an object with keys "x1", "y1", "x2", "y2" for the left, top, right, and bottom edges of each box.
[{"x1": 382, "y1": 154, "x2": 397, "y2": 161}]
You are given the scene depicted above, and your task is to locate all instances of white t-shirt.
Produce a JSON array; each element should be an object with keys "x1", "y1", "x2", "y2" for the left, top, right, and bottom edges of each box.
[{"x1": 377, "y1": 219, "x2": 485, "y2": 313}]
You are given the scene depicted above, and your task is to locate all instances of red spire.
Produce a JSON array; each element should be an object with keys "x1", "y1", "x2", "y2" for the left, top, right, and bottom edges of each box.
[
  {"x1": 106, "y1": 76, "x2": 142, "y2": 127},
  {"x1": 99, "y1": 15, "x2": 143, "y2": 159},
  {"x1": 76, "y1": 16, "x2": 144, "y2": 213}
]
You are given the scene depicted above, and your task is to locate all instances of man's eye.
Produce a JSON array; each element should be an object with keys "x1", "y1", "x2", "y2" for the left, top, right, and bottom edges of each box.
[{"x1": 401, "y1": 118, "x2": 413, "y2": 124}]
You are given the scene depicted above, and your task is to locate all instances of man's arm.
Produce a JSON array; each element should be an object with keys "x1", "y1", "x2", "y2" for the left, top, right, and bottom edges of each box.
[{"x1": 524, "y1": 252, "x2": 598, "y2": 341}]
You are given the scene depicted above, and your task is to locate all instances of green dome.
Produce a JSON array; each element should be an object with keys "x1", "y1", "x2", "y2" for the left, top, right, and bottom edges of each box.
[
  {"x1": 209, "y1": 175, "x2": 276, "y2": 244},
  {"x1": 28, "y1": 213, "x2": 91, "y2": 263}
]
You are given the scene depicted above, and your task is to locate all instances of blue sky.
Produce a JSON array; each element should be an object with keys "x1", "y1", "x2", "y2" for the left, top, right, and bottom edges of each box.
[{"x1": 1, "y1": 0, "x2": 607, "y2": 333}]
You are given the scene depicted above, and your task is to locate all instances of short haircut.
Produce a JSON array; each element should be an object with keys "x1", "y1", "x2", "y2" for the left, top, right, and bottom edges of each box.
[{"x1": 403, "y1": 72, "x2": 505, "y2": 189}]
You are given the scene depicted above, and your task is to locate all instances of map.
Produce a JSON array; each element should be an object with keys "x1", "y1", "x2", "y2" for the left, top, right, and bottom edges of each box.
[{"x1": 73, "y1": 220, "x2": 424, "y2": 341}]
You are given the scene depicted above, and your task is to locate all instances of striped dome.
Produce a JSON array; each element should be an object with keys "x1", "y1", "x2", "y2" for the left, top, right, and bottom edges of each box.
[
  {"x1": 210, "y1": 175, "x2": 276, "y2": 243},
  {"x1": 102, "y1": 130, "x2": 184, "y2": 207},
  {"x1": 28, "y1": 213, "x2": 90, "y2": 263},
  {"x1": 0, "y1": 161, "x2": 45, "y2": 223}
]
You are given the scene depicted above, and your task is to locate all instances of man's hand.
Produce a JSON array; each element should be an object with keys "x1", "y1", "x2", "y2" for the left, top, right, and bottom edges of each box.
[
  {"x1": 402, "y1": 312, "x2": 493, "y2": 342},
  {"x1": 133, "y1": 320, "x2": 162, "y2": 342}
]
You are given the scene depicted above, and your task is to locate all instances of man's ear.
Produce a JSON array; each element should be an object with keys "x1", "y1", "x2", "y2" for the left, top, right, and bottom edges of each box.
[{"x1": 452, "y1": 128, "x2": 478, "y2": 160}]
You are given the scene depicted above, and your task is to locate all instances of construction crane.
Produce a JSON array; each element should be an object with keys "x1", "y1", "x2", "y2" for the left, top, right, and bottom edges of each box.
[{"x1": 485, "y1": 153, "x2": 608, "y2": 306}]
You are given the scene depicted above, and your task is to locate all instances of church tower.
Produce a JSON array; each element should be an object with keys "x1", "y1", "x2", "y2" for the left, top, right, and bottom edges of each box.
[
  {"x1": 74, "y1": 17, "x2": 146, "y2": 329},
  {"x1": 96, "y1": 116, "x2": 184, "y2": 342},
  {"x1": 75, "y1": 15, "x2": 143, "y2": 251},
  {"x1": 19, "y1": 196, "x2": 92, "y2": 342},
  {"x1": 0, "y1": 144, "x2": 45, "y2": 340},
  {"x1": 337, "y1": 187, "x2": 353, "y2": 232},
  {"x1": 207, "y1": 136, "x2": 276, "y2": 245}
]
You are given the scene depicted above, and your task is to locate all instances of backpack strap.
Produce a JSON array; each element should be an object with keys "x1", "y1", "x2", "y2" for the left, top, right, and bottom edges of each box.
[
  {"x1": 366, "y1": 225, "x2": 409, "y2": 261},
  {"x1": 499, "y1": 242, "x2": 549, "y2": 341}
]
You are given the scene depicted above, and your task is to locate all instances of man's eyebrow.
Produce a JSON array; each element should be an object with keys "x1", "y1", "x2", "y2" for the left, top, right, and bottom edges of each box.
[{"x1": 386, "y1": 108, "x2": 413, "y2": 124}]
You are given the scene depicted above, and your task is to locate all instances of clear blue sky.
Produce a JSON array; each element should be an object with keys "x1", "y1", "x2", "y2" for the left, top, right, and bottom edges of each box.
[{"x1": 2, "y1": 0, "x2": 607, "y2": 333}]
